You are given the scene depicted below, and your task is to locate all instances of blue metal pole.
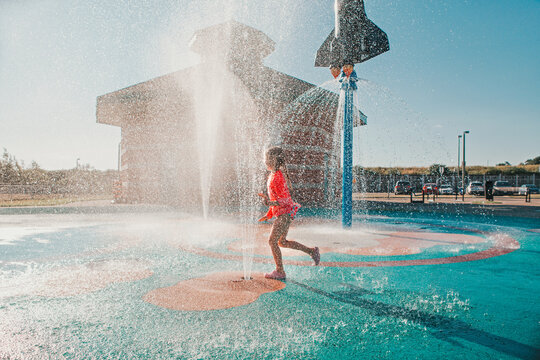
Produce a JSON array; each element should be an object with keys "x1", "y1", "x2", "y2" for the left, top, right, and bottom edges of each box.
[{"x1": 342, "y1": 85, "x2": 353, "y2": 228}]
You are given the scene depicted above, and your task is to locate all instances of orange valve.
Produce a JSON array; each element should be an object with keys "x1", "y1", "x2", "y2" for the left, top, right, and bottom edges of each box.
[
  {"x1": 330, "y1": 65, "x2": 341, "y2": 79},
  {"x1": 343, "y1": 64, "x2": 354, "y2": 77}
]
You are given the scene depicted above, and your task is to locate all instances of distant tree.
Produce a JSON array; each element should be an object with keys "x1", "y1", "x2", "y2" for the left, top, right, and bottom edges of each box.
[
  {"x1": 1, "y1": 148, "x2": 23, "y2": 184},
  {"x1": 427, "y1": 164, "x2": 448, "y2": 176},
  {"x1": 496, "y1": 161, "x2": 511, "y2": 166},
  {"x1": 24, "y1": 161, "x2": 48, "y2": 185},
  {"x1": 524, "y1": 156, "x2": 540, "y2": 165}
]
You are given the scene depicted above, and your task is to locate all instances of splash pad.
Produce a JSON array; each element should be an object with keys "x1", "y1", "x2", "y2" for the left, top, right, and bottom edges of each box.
[
  {"x1": 2, "y1": 0, "x2": 538, "y2": 357},
  {"x1": 1, "y1": 207, "x2": 538, "y2": 359}
]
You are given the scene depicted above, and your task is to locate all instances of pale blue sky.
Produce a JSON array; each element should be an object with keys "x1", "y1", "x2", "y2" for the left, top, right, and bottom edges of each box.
[{"x1": 1, "y1": 0, "x2": 539, "y2": 170}]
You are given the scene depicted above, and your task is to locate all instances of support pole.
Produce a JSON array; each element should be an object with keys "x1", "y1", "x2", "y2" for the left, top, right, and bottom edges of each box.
[
  {"x1": 461, "y1": 131, "x2": 469, "y2": 201},
  {"x1": 342, "y1": 86, "x2": 354, "y2": 228},
  {"x1": 315, "y1": 0, "x2": 389, "y2": 228},
  {"x1": 456, "y1": 135, "x2": 461, "y2": 200},
  {"x1": 462, "y1": 134, "x2": 466, "y2": 201}
]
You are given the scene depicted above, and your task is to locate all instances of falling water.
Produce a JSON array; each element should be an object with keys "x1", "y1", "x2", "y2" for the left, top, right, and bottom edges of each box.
[
  {"x1": 188, "y1": 58, "x2": 263, "y2": 279},
  {"x1": 234, "y1": 140, "x2": 259, "y2": 279},
  {"x1": 271, "y1": 78, "x2": 367, "y2": 211},
  {"x1": 230, "y1": 76, "x2": 264, "y2": 280},
  {"x1": 347, "y1": 78, "x2": 452, "y2": 168},
  {"x1": 271, "y1": 81, "x2": 341, "y2": 207},
  {"x1": 271, "y1": 76, "x2": 443, "y2": 221},
  {"x1": 191, "y1": 62, "x2": 227, "y2": 220}
]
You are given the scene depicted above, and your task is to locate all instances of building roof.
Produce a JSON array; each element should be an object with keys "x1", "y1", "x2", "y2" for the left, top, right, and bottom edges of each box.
[
  {"x1": 189, "y1": 20, "x2": 275, "y2": 64},
  {"x1": 96, "y1": 21, "x2": 336, "y2": 127}
]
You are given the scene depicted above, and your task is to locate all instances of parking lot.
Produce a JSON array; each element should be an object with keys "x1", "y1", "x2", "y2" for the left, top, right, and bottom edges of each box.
[{"x1": 353, "y1": 192, "x2": 540, "y2": 207}]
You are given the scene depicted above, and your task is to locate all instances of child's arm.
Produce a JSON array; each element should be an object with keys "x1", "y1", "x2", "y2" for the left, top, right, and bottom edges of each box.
[
  {"x1": 257, "y1": 195, "x2": 273, "y2": 222},
  {"x1": 258, "y1": 193, "x2": 279, "y2": 207}
]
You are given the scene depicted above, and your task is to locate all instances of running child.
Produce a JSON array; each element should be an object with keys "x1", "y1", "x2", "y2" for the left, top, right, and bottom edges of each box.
[{"x1": 258, "y1": 146, "x2": 320, "y2": 280}]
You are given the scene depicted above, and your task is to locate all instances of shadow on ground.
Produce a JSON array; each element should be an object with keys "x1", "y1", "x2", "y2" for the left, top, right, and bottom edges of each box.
[{"x1": 289, "y1": 280, "x2": 539, "y2": 360}]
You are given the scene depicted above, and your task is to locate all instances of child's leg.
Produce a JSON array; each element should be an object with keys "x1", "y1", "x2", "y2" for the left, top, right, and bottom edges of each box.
[
  {"x1": 278, "y1": 234, "x2": 316, "y2": 256},
  {"x1": 277, "y1": 215, "x2": 319, "y2": 265},
  {"x1": 268, "y1": 214, "x2": 292, "y2": 273}
]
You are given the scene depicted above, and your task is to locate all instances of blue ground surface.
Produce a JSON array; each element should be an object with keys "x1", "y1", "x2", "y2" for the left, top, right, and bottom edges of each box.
[{"x1": 0, "y1": 209, "x2": 538, "y2": 359}]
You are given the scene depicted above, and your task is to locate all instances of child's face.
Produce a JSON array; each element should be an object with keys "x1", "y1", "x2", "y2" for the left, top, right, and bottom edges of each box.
[{"x1": 265, "y1": 154, "x2": 277, "y2": 171}]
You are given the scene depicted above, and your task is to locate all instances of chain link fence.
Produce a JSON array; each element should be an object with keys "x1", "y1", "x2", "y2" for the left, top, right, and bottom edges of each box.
[{"x1": 353, "y1": 173, "x2": 538, "y2": 193}]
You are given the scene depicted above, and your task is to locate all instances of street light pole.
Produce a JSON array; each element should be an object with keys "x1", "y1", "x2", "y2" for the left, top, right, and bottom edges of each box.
[
  {"x1": 457, "y1": 135, "x2": 462, "y2": 177},
  {"x1": 456, "y1": 135, "x2": 461, "y2": 200},
  {"x1": 461, "y1": 131, "x2": 469, "y2": 201}
]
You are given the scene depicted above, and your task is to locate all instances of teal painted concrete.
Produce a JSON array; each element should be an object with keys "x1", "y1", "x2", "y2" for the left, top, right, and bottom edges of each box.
[{"x1": 0, "y1": 210, "x2": 538, "y2": 359}]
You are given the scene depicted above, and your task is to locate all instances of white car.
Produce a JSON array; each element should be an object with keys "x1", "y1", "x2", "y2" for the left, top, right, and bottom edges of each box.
[
  {"x1": 438, "y1": 184, "x2": 454, "y2": 195},
  {"x1": 467, "y1": 182, "x2": 484, "y2": 195},
  {"x1": 518, "y1": 184, "x2": 539, "y2": 195}
]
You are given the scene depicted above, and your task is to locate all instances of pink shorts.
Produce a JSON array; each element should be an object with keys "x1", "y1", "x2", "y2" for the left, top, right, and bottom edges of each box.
[{"x1": 288, "y1": 203, "x2": 300, "y2": 220}]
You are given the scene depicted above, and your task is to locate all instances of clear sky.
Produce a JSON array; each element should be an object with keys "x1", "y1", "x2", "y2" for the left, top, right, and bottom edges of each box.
[{"x1": 1, "y1": 0, "x2": 539, "y2": 170}]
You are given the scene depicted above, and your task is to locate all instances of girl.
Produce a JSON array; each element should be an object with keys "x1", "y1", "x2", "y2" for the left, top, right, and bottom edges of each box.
[{"x1": 258, "y1": 146, "x2": 320, "y2": 280}]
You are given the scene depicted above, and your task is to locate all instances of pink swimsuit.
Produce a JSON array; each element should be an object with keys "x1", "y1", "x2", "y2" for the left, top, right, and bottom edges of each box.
[{"x1": 265, "y1": 170, "x2": 301, "y2": 220}]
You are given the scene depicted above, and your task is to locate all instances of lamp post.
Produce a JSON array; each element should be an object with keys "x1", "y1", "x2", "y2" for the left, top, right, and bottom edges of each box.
[
  {"x1": 456, "y1": 135, "x2": 461, "y2": 199},
  {"x1": 461, "y1": 131, "x2": 469, "y2": 201},
  {"x1": 315, "y1": 0, "x2": 389, "y2": 228}
]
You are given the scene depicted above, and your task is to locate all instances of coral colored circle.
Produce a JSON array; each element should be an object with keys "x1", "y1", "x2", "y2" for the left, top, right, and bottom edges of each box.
[
  {"x1": 143, "y1": 272, "x2": 285, "y2": 311},
  {"x1": 178, "y1": 226, "x2": 520, "y2": 268}
]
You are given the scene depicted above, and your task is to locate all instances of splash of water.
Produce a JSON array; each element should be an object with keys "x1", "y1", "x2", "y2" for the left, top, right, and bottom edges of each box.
[
  {"x1": 191, "y1": 62, "x2": 227, "y2": 220},
  {"x1": 188, "y1": 60, "x2": 264, "y2": 278},
  {"x1": 232, "y1": 90, "x2": 264, "y2": 279},
  {"x1": 271, "y1": 81, "x2": 341, "y2": 207}
]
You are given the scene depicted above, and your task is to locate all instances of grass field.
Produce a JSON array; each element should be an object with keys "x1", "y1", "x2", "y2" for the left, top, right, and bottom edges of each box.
[{"x1": 0, "y1": 194, "x2": 112, "y2": 207}]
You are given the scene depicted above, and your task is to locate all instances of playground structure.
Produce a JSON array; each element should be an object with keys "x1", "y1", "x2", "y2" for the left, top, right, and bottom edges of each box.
[
  {"x1": 97, "y1": 21, "x2": 343, "y2": 210},
  {"x1": 315, "y1": 0, "x2": 389, "y2": 227}
]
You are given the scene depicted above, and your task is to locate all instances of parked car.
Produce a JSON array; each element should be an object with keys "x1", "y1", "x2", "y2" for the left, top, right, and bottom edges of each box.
[
  {"x1": 467, "y1": 182, "x2": 484, "y2": 195},
  {"x1": 518, "y1": 184, "x2": 539, "y2": 195},
  {"x1": 422, "y1": 183, "x2": 438, "y2": 195},
  {"x1": 394, "y1": 181, "x2": 412, "y2": 195},
  {"x1": 493, "y1": 180, "x2": 513, "y2": 195},
  {"x1": 438, "y1": 184, "x2": 454, "y2": 195}
]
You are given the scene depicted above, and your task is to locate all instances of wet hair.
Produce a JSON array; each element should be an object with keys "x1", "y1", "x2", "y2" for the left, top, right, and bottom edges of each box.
[
  {"x1": 266, "y1": 146, "x2": 293, "y2": 192},
  {"x1": 266, "y1": 146, "x2": 285, "y2": 170}
]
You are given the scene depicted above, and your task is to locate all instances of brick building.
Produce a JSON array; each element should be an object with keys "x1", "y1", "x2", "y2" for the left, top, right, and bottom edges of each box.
[{"x1": 96, "y1": 21, "x2": 363, "y2": 209}]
